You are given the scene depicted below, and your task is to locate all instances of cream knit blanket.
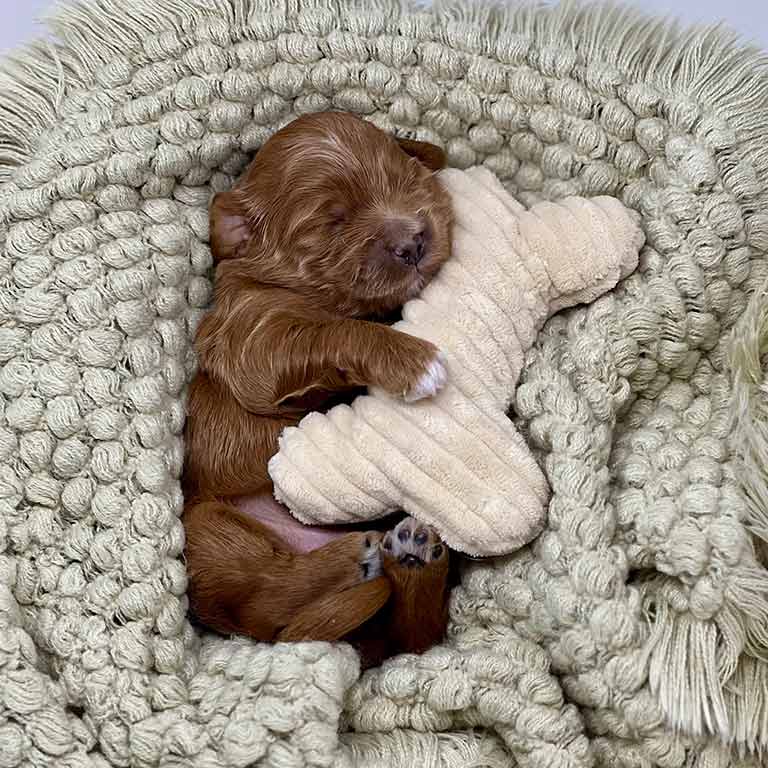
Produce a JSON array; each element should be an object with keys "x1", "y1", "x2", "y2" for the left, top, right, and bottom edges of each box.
[{"x1": 1, "y1": 2, "x2": 767, "y2": 767}]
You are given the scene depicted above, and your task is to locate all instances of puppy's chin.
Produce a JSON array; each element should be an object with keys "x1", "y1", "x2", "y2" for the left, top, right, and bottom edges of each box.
[
  {"x1": 391, "y1": 270, "x2": 427, "y2": 306},
  {"x1": 354, "y1": 241, "x2": 449, "y2": 316},
  {"x1": 349, "y1": 275, "x2": 420, "y2": 317}
]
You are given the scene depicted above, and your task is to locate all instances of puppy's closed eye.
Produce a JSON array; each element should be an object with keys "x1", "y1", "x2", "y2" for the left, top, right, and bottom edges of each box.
[{"x1": 327, "y1": 205, "x2": 349, "y2": 227}]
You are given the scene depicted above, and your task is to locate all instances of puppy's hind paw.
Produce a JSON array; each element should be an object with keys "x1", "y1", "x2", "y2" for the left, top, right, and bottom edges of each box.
[
  {"x1": 404, "y1": 352, "x2": 447, "y2": 402},
  {"x1": 381, "y1": 516, "x2": 447, "y2": 569}
]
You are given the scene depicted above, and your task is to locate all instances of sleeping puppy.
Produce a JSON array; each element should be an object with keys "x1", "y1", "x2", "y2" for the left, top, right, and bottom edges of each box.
[{"x1": 182, "y1": 112, "x2": 454, "y2": 667}]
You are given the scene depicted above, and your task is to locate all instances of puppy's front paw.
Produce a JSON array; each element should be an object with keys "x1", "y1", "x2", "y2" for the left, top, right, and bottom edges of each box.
[
  {"x1": 404, "y1": 351, "x2": 447, "y2": 402},
  {"x1": 373, "y1": 335, "x2": 447, "y2": 402},
  {"x1": 360, "y1": 532, "x2": 383, "y2": 581},
  {"x1": 381, "y1": 516, "x2": 447, "y2": 569}
]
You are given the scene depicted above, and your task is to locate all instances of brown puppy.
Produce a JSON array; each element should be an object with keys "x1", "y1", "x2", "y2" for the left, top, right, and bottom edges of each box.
[{"x1": 183, "y1": 112, "x2": 454, "y2": 666}]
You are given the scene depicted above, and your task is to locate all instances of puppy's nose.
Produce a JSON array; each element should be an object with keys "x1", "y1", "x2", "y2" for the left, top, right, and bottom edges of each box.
[{"x1": 390, "y1": 231, "x2": 425, "y2": 266}]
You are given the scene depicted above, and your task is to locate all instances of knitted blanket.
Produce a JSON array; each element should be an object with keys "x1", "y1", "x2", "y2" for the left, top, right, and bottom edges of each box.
[{"x1": 1, "y1": 2, "x2": 767, "y2": 767}]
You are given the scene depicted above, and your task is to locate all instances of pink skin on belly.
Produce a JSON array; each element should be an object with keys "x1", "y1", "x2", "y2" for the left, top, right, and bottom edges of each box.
[
  {"x1": 235, "y1": 494, "x2": 403, "y2": 554},
  {"x1": 235, "y1": 494, "x2": 345, "y2": 552}
]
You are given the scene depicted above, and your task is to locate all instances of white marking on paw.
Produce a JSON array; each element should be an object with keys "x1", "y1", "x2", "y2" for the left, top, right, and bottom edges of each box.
[{"x1": 405, "y1": 353, "x2": 447, "y2": 402}]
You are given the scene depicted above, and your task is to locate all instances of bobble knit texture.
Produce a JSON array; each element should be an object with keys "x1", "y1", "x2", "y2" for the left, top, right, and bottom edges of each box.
[{"x1": 1, "y1": 1, "x2": 768, "y2": 767}]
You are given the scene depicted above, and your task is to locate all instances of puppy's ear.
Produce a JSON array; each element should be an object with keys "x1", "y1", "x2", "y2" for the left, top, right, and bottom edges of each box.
[
  {"x1": 210, "y1": 191, "x2": 252, "y2": 261},
  {"x1": 396, "y1": 137, "x2": 447, "y2": 172}
]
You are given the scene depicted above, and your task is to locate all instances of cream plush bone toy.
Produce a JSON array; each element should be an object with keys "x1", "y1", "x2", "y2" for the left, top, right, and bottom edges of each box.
[{"x1": 269, "y1": 166, "x2": 645, "y2": 556}]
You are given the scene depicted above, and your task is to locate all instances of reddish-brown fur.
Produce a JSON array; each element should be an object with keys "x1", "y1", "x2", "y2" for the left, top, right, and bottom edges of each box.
[{"x1": 182, "y1": 112, "x2": 454, "y2": 666}]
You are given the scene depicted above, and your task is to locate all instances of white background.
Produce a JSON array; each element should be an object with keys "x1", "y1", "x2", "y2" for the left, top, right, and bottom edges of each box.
[{"x1": 0, "y1": 0, "x2": 766, "y2": 56}]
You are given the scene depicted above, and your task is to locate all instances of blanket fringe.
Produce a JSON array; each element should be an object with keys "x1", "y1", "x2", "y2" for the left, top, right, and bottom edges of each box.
[
  {"x1": 730, "y1": 281, "x2": 768, "y2": 558},
  {"x1": 724, "y1": 656, "x2": 768, "y2": 757},
  {"x1": 645, "y1": 572, "x2": 768, "y2": 752},
  {"x1": 722, "y1": 279, "x2": 768, "y2": 753},
  {"x1": 646, "y1": 584, "x2": 729, "y2": 743},
  {"x1": 436, "y1": 0, "x2": 768, "y2": 177},
  {"x1": 3, "y1": 0, "x2": 768, "y2": 186}
]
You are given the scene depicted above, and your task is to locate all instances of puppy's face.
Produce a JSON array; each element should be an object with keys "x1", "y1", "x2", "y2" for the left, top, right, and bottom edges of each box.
[{"x1": 211, "y1": 112, "x2": 453, "y2": 316}]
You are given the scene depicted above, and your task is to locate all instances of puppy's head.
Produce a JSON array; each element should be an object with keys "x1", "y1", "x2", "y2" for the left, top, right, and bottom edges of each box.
[{"x1": 211, "y1": 112, "x2": 453, "y2": 316}]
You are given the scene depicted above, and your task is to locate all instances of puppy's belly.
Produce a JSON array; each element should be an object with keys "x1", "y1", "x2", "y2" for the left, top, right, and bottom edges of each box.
[
  {"x1": 235, "y1": 493, "x2": 345, "y2": 552},
  {"x1": 235, "y1": 494, "x2": 404, "y2": 553}
]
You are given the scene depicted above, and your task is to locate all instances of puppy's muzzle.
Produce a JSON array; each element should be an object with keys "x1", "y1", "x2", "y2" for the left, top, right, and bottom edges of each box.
[
  {"x1": 392, "y1": 231, "x2": 425, "y2": 266},
  {"x1": 383, "y1": 217, "x2": 430, "y2": 266}
]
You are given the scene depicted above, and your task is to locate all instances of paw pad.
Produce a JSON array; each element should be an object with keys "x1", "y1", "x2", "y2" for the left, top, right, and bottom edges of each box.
[{"x1": 382, "y1": 516, "x2": 446, "y2": 568}]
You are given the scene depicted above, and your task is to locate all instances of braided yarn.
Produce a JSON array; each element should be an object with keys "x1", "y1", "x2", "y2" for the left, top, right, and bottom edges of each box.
[{"x1": 1, "y1": 1, "x2": 767, "y2": 766}]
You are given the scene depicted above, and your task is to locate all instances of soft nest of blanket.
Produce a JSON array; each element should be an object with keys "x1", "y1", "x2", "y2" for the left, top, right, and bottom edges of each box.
[{"x1": 1, "y1": 1, "x2": 767, "y2": 767}]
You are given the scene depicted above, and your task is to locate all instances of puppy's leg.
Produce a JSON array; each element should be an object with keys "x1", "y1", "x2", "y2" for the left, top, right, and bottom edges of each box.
[
  {"x1": 183, "y1": 500, "x2": 385, "y2": 640},
  {"x1": 291, "y1": 320, "x2": 448, "y2": 403},
  {"x1": 379, "y1": 516, "x2": 450, "y2": 655},
  {"x1": 202, "y1": 301, "x2": 448, "y2": 411},
  {"x1": 277, "y1": 575, "x2": 391, "y2": 642}
]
